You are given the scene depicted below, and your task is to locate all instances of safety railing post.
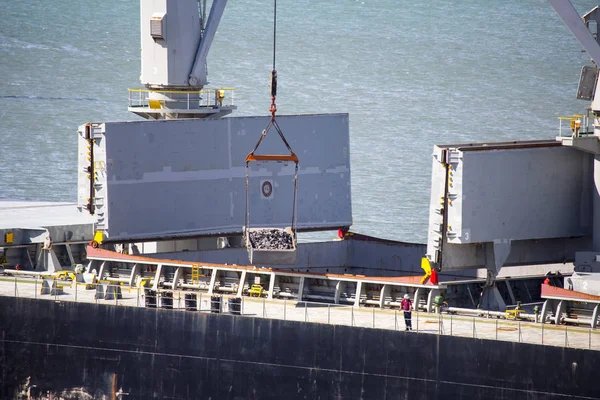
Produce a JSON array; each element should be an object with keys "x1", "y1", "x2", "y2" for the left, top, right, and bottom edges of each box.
[
  {"x1": 351, "y1": 306, "x2": 354, "y2": 327},
  {"x1": 559, "y1": 119, "x2": 563, "y2": 137},
  {"x1": 372, "y1": 308, "x2": 375, "y2": 328},
  {"x1": 565, "y1": 326, "x2": 568, "y2": 347},
  {"x1": 518, "y1": 321, "x2": 521, "y2": 343},
  {"x1": 495, "y1": 320, "x2": 498, "y2": 340},
  {"x1": 328, "y1": 304, "x2": 330, "y2": 325},
  {"x1": 394, "y1": 310, "x2": 398, "y2": 331},
  {"x1": 14, "y1": 277, "x2": 17, "y2": 297},
  {"x1": 415, "y1": 310, "x2": 418, "y2": 332},
  {"x1": 450, "y1": 315, "x2": 453, "y2": 336},
  {"x1": 136, "y1": 288, "x2": 139, "y2": 308},
  {"x1": 541, "y1": 322, "x2": 544, "y2": 345},
  {"x1": 75, "y1": 281, "x2": 78, "y2": 303},
  {"x1": 284, "y1": 299, "x2": 287, "y2": 321},
  {"x1": 263, "y1": 298, "x2": 266, "y2": 318},
  {"x1": 472, "y1": 317, "x2": 475, "y2": 338},
  {"x1": 304, "y1": 301, "x2": 308, "y2": 322},
  {"x1": 590, "y1": 328, "x2": 592, "y2": 350}
]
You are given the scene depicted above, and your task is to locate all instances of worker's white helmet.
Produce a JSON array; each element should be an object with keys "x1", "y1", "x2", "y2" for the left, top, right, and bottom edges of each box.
[{"x1": 404, "y1": 294, "x2": 410, "y2": 299}]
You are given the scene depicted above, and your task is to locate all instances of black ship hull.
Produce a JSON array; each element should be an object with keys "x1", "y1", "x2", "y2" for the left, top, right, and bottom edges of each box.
[{"x1": 1, "y1": 296, "x2": 599, "y2": 400}]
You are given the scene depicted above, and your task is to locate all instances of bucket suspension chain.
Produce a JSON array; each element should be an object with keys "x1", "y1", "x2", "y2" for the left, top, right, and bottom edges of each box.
[
  {"x1": 246, "y1": 118, "x2": 297, "y2": 162},
  {"x1": 245, "y1": 161, "x2": 250, "y2": 234},
  {"x1": 291, "y1": 162, "x2": 299, "y2": 232}
]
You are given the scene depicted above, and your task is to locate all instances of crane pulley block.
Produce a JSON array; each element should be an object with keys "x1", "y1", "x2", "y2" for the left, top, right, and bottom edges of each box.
[{"x1": 270, "y1": 69, "x2": 277, "y2": 98}]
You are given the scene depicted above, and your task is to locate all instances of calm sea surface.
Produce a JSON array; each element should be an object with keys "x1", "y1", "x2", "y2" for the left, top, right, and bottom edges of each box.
[{"x1": 1, "y1": 0, "x2": 599, "y2": 243}]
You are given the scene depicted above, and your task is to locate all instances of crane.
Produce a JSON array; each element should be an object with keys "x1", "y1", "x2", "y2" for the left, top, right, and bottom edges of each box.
[
  {"x1": 546, "y1": 0, "x2": 600, "y2": 124},
  {"x1": 130, "y1": 0, "x2": 235, "y2": 119},
  {"x1": 188, "y1": 0, "x2": 228, "y2": 87}
]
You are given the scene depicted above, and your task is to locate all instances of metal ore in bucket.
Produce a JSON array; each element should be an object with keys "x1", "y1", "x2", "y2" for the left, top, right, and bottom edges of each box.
[{"x1": 248, "y1": 229, "x2": 294, "y2": 250}]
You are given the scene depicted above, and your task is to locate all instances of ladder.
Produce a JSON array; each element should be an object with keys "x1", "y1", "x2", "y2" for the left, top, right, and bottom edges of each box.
[{"x1": 191, "y1": 264, "x2": 201, "y2": 285}]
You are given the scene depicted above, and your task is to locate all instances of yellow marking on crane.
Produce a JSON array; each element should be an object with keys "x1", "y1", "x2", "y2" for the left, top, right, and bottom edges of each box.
[{"x1": 420, "y1": 257, "x2": 432, "y2": 284}]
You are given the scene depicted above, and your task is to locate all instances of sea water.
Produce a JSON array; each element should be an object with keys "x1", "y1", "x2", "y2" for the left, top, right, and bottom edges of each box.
[{"x1": 1, "y1": 0, "x2": 599, "y2": 244}]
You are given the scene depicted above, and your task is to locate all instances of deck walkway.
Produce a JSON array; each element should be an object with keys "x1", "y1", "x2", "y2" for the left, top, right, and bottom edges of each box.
[{"x1": 1, "y1": 276, "x2": 599, "y2": 351}]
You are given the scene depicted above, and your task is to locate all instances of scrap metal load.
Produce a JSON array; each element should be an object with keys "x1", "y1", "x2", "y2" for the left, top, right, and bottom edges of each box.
[
  {"x1": 245, "y1": 227, "x2": 297, "y2": 265},
  {"x1": 248, "y1": 228, "x2": 294, "y2": 249}
]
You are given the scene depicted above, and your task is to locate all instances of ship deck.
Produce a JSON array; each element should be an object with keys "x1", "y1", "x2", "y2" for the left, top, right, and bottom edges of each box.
[
  {"x1": 0, "y1": 200, "x2": 95, "y2": 246},
  {"x1": 0, "y1": 201, "x2": 93, "y2": 229},
  {"x1": 1, "y1": 276, "x2": 599, "y2": 351}
]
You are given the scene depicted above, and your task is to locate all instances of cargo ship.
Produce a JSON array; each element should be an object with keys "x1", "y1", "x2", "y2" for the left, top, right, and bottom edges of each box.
[{"x1": 2, "y1": 0, "x2": 600, "y2": 399}]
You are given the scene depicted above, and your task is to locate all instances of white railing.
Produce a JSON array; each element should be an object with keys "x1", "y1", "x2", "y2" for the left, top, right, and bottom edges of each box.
[
  {"x1": 557, "y1": 114, "x2": 592, "y2": 137},
  {"x1": 3, "y1": 276, "x2": 600, "y2": 351},
  {"x1": 127, "y1": 87, "x2": 235, "y2": 109}
]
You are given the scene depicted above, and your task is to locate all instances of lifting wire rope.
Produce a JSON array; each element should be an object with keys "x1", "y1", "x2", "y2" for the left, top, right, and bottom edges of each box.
[{"x1": 244, "y1": 0, "x2": 299, "y2": 249}]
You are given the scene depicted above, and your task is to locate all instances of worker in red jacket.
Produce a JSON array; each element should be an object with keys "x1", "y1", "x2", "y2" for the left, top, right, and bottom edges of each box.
[{"x1": 401, "y1": 294, "x2": 413, "y2": 331}]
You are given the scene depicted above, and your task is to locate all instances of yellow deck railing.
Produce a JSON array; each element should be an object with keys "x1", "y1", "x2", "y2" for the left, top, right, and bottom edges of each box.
[
  {"x1": 128, "y1": 87, "x2": 236, "y2": 110},
  {"x1": 558, "y1": 114, "x2": 591, "y2": 137}
]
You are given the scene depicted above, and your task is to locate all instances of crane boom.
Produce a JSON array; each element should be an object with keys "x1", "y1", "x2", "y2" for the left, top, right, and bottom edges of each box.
[
  {"x1": 188, "y1": 0, "x2": 228, "y2": 87},
  {"x1": 546, "y1": 0, "x2": 600, "y2": 66}
]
